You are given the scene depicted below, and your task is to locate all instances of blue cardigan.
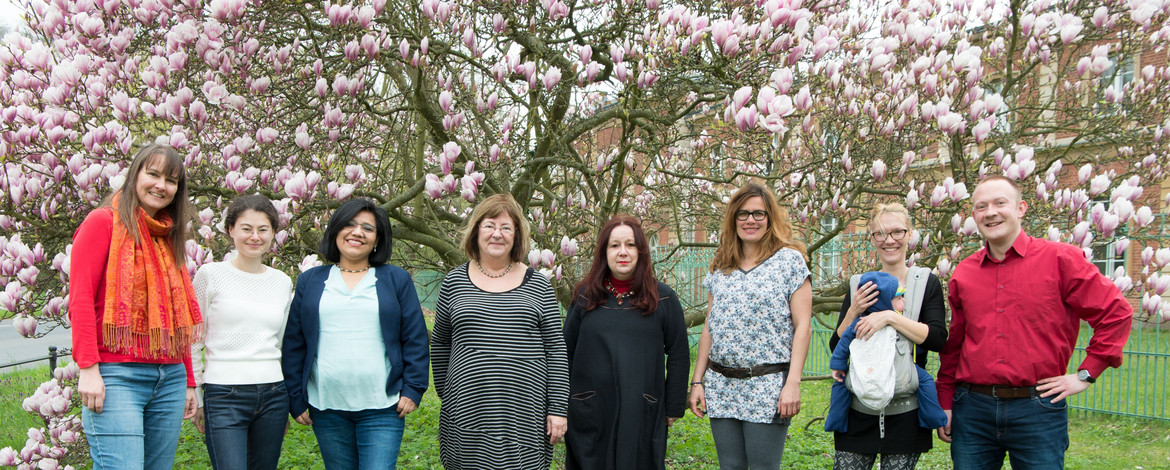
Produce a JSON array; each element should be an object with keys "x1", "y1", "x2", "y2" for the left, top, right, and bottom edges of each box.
[{"x1": 281, "y1": 264, "x2": 430, "y2": 418}]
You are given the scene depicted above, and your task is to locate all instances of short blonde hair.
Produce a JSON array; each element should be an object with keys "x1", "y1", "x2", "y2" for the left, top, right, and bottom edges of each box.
[
  {"x1": 460, "y1": 193, "x2": 531, "y2": 263},
  {"x1": 868, "y1": 202, "x2": 913, "y2": 233}
]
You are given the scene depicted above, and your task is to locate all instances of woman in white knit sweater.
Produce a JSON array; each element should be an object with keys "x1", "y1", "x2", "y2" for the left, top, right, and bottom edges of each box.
[{"x1": 190, "y1": 195, "x2": 293, "y2": 470}]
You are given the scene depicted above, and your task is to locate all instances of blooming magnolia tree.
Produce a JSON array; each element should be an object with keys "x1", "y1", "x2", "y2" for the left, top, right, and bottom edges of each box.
[
  {"x1": 3, "y1": 0, "x2": 1170, "y2": 464},
  {"x1": 0, "y1": 0, "x2": 1167, "y2": 325},
  {"x1": 4, "y1": 0, "x2": 1170, "y2": 460}
]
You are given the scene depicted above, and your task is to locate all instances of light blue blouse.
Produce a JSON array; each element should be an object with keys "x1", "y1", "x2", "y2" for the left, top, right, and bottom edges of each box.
[{"x1": 308, "y1": 267, "x2": 399, "y2": 411}]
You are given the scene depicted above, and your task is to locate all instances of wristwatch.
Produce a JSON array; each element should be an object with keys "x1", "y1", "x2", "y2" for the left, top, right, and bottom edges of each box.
[{"x1": 1077, "y1": 369, "x2": 1096, "y2": 384}]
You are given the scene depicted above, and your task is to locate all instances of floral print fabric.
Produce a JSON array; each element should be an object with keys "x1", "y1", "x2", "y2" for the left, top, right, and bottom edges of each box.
[{"x1": 702, "y1": 247, "x2": 810, "y2": 423}]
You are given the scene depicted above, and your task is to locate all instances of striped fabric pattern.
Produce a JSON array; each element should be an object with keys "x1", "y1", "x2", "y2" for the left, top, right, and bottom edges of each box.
[{"x1": 432, "y1": 264, "x2": 569, "y2": 470}]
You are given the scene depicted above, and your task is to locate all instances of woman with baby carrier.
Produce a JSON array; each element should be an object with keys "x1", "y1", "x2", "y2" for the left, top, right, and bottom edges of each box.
[{"x1": 827, "y1": 203, "x2": 949, "y2": 470}]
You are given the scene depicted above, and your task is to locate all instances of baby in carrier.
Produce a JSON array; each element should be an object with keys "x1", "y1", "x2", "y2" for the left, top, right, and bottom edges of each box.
[{"x1": 825, "y1": 271, "x2": 947, "y2": 434}]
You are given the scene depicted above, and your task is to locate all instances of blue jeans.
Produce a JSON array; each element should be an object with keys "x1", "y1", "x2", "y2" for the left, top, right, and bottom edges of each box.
[
  {"x1": 81, "y1": 362, "x2": 187, "y2": 470},
  {"x1": 310, "y1": 405, "x2": 405, "y2": 470},
  {"x1": 951, "y1": 384, "x2": 1069, "y2": 469},
  {"x1": 203, "y1": 382, "x2": 289, "y2": 470}
]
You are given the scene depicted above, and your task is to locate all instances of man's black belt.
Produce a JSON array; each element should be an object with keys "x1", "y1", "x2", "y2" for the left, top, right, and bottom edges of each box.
[
  {"x1": 965, "y1": 383, "x2": 1035, "y2": 399},
  {"x1": 708, "y1": 361, "x2": 789, "y2": 379}
]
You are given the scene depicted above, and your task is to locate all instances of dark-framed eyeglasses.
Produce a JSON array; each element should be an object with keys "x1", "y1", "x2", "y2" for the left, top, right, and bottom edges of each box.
[
  {"x1": 735, "y1": 210, "x2": 768, "y2": 221},
  {"x1": 870, "y1": 229, "x2": 908, "y2": 241}
]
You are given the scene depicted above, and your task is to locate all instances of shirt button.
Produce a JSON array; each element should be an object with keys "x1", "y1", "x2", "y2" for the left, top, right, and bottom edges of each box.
[{"x1": 999, "y1": 359, "x2": 1005, "y2": 363}]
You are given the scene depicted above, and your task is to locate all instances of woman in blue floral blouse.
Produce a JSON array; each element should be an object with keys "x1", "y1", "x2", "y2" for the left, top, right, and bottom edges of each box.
[{"x1": 688, "y1": 181, "x2": 813, "y2": 470}]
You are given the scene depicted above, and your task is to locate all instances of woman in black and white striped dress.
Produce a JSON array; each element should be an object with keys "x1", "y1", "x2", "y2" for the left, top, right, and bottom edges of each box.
[{"x1": 431, "y1": 193, "x2": 569, "y2": 470}]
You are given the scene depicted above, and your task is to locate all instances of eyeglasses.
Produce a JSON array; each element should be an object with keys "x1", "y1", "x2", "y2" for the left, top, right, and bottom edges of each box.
[
  {"x1": 480, "y1": 223, "x2": 515, "y2": 236},
  {"x1": 735, "y1": 210, "x2": 768, "y2": 221},
  {"x1": 870, "y1": 229, "x2": 908, "y2": 241},
  {"x1": 345, "y1": 220, "x2": 377, "y2": 234}
]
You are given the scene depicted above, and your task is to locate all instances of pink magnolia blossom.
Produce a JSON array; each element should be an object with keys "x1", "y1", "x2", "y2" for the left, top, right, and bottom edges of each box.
[
  {"x1": 542, "y1": 67, "x2": 561, "y2": 90},
  {"x1": 1135, "y1": 206, "x2": 1155, "y2": 227},
  {"x1": 424, "y1": 174, "x2": 443, "y2": 199},
  {"x1": 871, "y1": 160, "x2": 887, "y2": 182},
  {"x1": 1071, "y1": 221, "x2": 1091, "y2": 246},
  {"x1": 1157, "y1": 248, "x2": 1170, "y2": 269},
  {"x1": 1143, "y1": 293, "x2": 1162, "y2": 318},
  {"x1": 734, "y1": 106, "x2": 758, "y2": 131},
  {"x1": 1115, "y1": 238, "x2": 1132, "y2": 259},
  {"x1": 1088, "y1": 174, "x2": 1111, "y2": 197},
  {"x1": 299, "y1": 255, "x2": 321, "y2": 273},
  {"x1": 283, "y1": 172, "x2": 309, "y2": 201},
  {"x1": 937, "y1": 112, "x2": 965, "y2": 135},
  {"x1": 936, "y1": 258, "x2": 952, "y2": 278},
  {"x1": 210, "y1": 0, "x2": 247, "y2": 22},
  {"x1": 930, "y1": 185, "x2": 948, "y2": 207},
  {"x1": 1077, "y1": 164, "x2": 1093, "y2": 184},
  {"x1": 13, "y1": 314, "x2": 36, "y2": 337},
  {"x1": 560, "y1": 235, "x2": 578, "y2": 257},
  {"x1": 1114, "y1": 274, "x2": 1134, "y2": 294}
]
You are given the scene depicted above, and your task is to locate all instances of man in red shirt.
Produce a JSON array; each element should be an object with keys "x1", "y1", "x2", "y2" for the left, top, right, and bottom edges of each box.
[{"x1": 936, "y1": 176, "x2": 1132, "y2": 469}]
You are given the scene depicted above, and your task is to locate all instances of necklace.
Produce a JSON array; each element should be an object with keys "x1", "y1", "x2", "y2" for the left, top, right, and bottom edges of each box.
[
  {"x1": 338, "y1": 265, "x2": 370, "y2": 273},
  {"x1": 605, "y1": 279, "x2": 635, "y2": 305},
  {"x1": 477, "y1": 260, "x2": 512, "y2": 278}
]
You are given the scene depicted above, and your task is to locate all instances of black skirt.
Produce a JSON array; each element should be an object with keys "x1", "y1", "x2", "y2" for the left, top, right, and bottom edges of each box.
[{"x1": 833, "y1": 407, "x2": 933, "y2": 455}]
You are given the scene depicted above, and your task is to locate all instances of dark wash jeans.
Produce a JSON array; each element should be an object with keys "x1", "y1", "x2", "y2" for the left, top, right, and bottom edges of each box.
[
  {"x1": 203, "y1": 382, "x2": 289, "y2": 470},
  {"x1": 950, "y1": 384, "x2": 1069, "y2": 470}
]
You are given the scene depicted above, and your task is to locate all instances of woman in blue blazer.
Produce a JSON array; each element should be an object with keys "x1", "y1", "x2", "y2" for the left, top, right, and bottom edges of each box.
[{"x1": 281, "y1": 198, "x2": 429, "y2": 470}]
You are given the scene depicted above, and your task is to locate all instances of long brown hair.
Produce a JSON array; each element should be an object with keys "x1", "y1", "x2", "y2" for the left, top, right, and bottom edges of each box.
[
  {"x1": 710, "y1": 181, "x2": 807, "y2": 274},
  {"x1": 101, "y1": 144, "x2": 192, "y2": 266},
  {"x1": 573, "y1": 216, "x2": 661, "y2": 315}
]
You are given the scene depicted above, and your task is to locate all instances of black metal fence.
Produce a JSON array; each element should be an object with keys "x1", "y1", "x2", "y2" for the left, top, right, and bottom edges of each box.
[{"x1": 0, "y1": 346, "x2": 66, "y2": 380}]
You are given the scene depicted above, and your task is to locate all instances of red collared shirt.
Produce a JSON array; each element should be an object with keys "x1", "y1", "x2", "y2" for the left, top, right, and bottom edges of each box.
[{"x1": 936, "y1": 230, "x2": 1133, "y2": 409}]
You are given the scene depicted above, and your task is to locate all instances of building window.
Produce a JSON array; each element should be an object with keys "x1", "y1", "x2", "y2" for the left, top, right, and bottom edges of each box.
[
  {"x1": 1093, "y1": 240, "x2": 1127, "y2": 276},
  {"x1": 815, "y1": 217, "x2": 842, "y2": 287},
  {"x1": 1090, "y1": 198, "x2": 1128, "y2": 276},
  {"x1": 1097, "y1": 56, "x2": 1134, "y2": 114},
  {"x1": 986, "y1": 79, "x2": 1011, "y2": 133}
]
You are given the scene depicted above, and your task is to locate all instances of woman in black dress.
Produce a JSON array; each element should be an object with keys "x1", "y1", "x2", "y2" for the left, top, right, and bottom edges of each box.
[{"x1": 563, "y1": 216, "x2": 689, "y2": 470}]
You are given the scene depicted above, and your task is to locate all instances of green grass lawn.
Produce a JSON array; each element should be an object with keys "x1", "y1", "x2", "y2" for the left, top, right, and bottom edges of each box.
[
  {"x1": 5, "y1": 319, "x2": 1169, "y2": 470},
  {"x1": 0, "y1": 366, "x2": 52, "y2": 452},
  {"x1": 5, "y1": 366, "x2": 1168, "y2": 469}
]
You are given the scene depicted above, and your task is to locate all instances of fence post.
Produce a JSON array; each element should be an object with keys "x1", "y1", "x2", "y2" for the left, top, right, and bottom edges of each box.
[{"x1": 48, "y1": 346, "x2": 57, "y2": 379}]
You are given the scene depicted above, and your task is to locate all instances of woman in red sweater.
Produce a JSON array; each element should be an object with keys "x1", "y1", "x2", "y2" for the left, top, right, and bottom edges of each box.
[{"x1": 69, "y1": 144, "x2": 202, "y2": 470}]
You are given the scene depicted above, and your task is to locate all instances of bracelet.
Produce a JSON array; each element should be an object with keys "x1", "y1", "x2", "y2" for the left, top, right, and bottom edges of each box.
[{"x1": 690, "y1": 381, "x2": 704, "y2": 386}]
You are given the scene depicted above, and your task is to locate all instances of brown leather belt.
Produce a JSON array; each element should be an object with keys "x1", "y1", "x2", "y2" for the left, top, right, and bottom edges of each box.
[
  {"x1": 708, "y1": 361, "x2": 789, "y2": 379},
  {"x1": 965, "y1": 383, "x2": 1035, "y2": 399}
]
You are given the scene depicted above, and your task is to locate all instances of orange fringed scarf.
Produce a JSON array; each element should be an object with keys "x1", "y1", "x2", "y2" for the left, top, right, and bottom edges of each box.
[{"x1": 101, "y1": 196, "x2": 202, "y2": 359}]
